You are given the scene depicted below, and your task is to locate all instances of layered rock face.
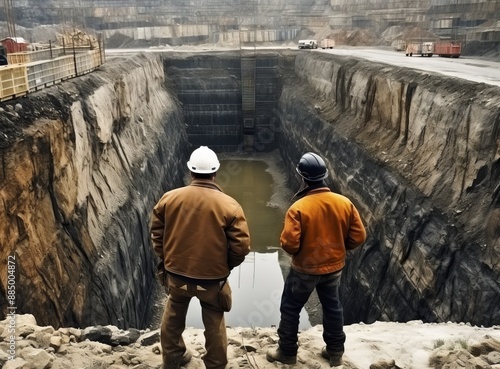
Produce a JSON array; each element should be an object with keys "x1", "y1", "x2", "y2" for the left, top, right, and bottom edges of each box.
[
  {"x1": 0, "y1": 53, "x2": 189, "y2": 329},
  {"x1": 277, "y1": 52, "x2": 499, "y2": 326}
]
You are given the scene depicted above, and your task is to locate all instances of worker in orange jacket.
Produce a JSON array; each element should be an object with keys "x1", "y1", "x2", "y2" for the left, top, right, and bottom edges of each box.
[{"x1": 267, "y1": 152, "x2": 366, "y2": 367}]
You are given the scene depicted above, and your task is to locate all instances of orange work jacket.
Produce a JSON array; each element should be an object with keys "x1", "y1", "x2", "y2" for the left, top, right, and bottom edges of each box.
[{"x1": 280, "y1": 187, "x2": 366, "y2": 275}]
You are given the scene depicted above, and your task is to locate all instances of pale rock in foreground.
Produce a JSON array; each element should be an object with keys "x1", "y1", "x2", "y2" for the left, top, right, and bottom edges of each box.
[{"x1": 0, "y1": 315, "x2": 499, "y2": 369}]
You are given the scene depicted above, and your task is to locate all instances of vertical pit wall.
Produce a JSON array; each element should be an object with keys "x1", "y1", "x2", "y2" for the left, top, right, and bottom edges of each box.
[
  {"x1": 0, "y1": 53, "x2": 189, "y2": 329},
  {"x1": 277, "y1": 52, "x2": 499, "y2": 326}
]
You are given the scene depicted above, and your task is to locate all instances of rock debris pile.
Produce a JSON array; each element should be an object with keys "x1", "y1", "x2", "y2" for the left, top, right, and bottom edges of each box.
[{"x1": 1, "y1": 315, "x2": 500, "y2": 369}]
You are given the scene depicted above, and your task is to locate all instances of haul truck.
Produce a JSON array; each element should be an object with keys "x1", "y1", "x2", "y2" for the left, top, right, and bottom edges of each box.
[
  {"x1": 298, "y1": 40, "x2": 318, "y2": 49},
  {"x1": 434, "y1": 41, "x2": 461, "y2": 58},
  {"x1": 405, "y1": 41, "x2": 434, "y2": 57},
  {"x1": 320, "y1": 39, "x2": 335, "y2": 49},
  {"x1": 392, "y1": 40, "x2": 406, "y2": 51},
  {"x1": 405, "y1": 41, "x2": 462, "y2": 58}
]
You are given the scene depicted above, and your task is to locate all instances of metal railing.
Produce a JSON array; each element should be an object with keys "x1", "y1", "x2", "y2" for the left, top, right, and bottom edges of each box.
[{"x1": 1, "y1": 43, "x2": 104, "y2": 102}]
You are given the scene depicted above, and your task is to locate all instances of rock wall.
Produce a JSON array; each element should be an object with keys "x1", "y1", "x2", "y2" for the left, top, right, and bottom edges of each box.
[
  {"x1": 277, "y1": 52, "x2": 500, "y2": 326},
  {"x1": 0, "y1": 53, "x2": 189, "y2": 329}
]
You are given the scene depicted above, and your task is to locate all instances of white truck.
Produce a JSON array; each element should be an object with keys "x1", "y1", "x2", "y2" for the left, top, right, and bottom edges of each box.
[
  {"x1": 298, "y1": 40, "x2": 318, "y2": 49},
  {"x1": 320, "y1": 39, "x2": 335, "y2": 49},
  {"x1": 405, "y1": 41, "x2": 434, "y2": 57}
]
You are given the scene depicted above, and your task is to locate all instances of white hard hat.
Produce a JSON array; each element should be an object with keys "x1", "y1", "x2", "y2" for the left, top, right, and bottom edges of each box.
[{"x1": 187, "y1": 146, "x2": 220, "y2": 174}]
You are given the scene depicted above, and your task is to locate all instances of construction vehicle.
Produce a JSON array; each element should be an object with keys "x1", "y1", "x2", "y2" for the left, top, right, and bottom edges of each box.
[
  {"x1": 320, "y1": 39, "x2": 335, "y2": 49},
  {"x1": 434, "y1": 41, "x2": 461, "y2": 58},
  {"x1": 405, "y1": 41, "x2": 462, "y2": 58},
  {"x1": 405, "y1": 42, "x2": 421, "y2": 56},
  {"x1": 405, "y1": 41, "x2": 434, "y2": 57},
  {"x1": 392, "y1": 39, "x2": 406, "y2": 51},
  {"x1": 298, "y1": 40, "x2": 318, "y2": 49}
]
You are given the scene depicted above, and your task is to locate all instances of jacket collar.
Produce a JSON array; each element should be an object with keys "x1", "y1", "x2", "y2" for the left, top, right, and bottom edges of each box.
[
  {"x1": 293, "y1": 181, "x2": 330, "y2": 199},
  {"x1": 305, "y1": 187, "x2": 331, "y2": 196},
  {"x1": 190, "y1": 179, "x2": 223, "y2": 192}
]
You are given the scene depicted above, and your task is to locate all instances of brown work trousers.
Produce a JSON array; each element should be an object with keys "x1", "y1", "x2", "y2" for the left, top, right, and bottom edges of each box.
[{"x1": 161, "y1": 274, "x2": 229, "y2": 369}]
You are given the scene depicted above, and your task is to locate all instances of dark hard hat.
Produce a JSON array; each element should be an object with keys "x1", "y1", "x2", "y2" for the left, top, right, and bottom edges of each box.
[{"x1": 295, "y1": 152, "x2": 328, "y2": 181}]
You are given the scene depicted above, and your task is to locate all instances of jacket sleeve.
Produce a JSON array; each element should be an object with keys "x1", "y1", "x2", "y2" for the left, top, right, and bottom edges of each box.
[
  {"x1": 226, "y1": 205, "x2": 251, "y2": 269},
  {"x1": 345, "y1": 204, "x2": 367, "y2": 250},
  {"x1": 150, "y1": 198, "x2": 166, "y2": 259},
  {"x1": 280, "y1": 207, "x2": 301, "y2": 255}
]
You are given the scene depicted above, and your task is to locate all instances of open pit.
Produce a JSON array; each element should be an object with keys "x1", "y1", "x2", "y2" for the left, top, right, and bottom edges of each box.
[{"x1": 0, "y1": 50, "x2": 498, "y2": 330}]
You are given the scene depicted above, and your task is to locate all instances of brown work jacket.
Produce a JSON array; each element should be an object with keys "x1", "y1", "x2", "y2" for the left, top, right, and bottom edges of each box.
[
  {"x1": 280, "y1": 187, "x2": 366, "y2": 275},
  {"x1": 150, "y1": 179, "x2": 251, "y2": 280}
]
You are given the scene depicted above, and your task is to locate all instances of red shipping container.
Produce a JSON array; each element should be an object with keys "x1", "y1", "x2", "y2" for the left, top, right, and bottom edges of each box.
[{"x1": 0, "y1": 37, "x2": 29, "y2": 53}]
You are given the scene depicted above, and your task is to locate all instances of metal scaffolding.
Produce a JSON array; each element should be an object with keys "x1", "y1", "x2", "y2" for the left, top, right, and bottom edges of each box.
[{"x1": 3, "y1": 0, "x2": 18, "y2": 50}]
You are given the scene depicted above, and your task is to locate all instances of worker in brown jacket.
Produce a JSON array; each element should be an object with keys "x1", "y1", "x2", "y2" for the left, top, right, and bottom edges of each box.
[
  {"x1": 267, "y1": 152, "x2": 366, "y2": 367},
  {"x1": 150, "y1": 146, "x2": 251, "y2": 369}
]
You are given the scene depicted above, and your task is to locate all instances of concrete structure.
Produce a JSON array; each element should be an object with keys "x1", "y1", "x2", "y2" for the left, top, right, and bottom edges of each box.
[{"x1": 164, "y1": 53, "x2": 283, "y2": 152}]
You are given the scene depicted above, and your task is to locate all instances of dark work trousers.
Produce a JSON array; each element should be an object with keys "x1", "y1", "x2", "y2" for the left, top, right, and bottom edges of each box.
[
  {"x1": 277, "y1": 268, "x2": 345, "y2": 356},
  {"x1": 161, "y1": 274, "x2": 228, "y2": 369}
]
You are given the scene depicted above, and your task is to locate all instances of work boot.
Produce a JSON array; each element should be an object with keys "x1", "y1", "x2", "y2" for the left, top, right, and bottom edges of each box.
[
  {"x1": 321, "y1": 347, "x2": 343, "y2": 367},
  {"x1": 163, "y1": 350, "x2": 192, "y2": 369},
  {"x1": 266, "y1": 347, "x2": 297, "y2": 364}
]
